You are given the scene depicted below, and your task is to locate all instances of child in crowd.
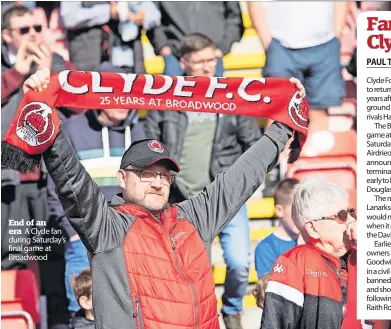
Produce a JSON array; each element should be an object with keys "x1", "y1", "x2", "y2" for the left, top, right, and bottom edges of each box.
[
  {"x1": 254, "y1": 178, "x2": 300, "y2": 279},
  {"x1": 70, "y1": 269, "x2": 95, "y2": 329}
]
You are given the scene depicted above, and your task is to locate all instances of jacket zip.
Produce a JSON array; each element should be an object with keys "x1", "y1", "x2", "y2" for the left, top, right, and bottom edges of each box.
[
  {"x1": 127, "y1": 207, "x2": 163, "y2": 329},
  {"x1": 169, "y1": 232, "x2": 199, "y2": 329},
  {"x1": 133, "y1": 297, "x2": 145, "y2": 329},
  {"x1": 124, "y1": 206, "x2": 200, "y2": 329},
  {"x1": 149, "y1": 210, "x2": 200, "y2": 329}
]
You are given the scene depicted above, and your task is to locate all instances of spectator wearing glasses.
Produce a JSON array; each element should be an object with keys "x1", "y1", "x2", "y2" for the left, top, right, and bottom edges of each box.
[
  {"x1": 144, "y1": 33, "x2": 261, "y2": 329},
  {"x1": 23, "y1": 68, "x2": 305, "y2": 329},
  {"x1": 261, "y1": 179, "x2": 357, "y2": 329},
  {"x1": 2, "y1": 5, "x2": 57, "y2": 105},
  {"x1": 46, "y1": 62, "x2": 145, "y2": 316}
]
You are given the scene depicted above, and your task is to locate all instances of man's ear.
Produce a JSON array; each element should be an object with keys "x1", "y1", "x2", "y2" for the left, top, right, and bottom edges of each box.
[
  {"x1": 117, "y1": 169, "x2": 126, "y2": 189},
  {"x1": 2, "y1": 29, "x2": 12, "y2": 45},
  {"x1": 304, "y1": 221, "x2": 320, "y2": 240},
  {"x1": 274, "y1": 204, "x2": 283, "y2": 218}
]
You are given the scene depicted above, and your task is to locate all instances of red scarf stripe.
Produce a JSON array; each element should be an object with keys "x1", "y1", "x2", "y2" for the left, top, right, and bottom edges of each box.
[{"x1": 2, "y1": 71, "x2": 309, "y2": 171}]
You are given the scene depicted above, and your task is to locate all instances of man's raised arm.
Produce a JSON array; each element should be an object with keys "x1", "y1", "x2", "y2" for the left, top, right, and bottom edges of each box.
[
  {"x1": 177, "y1": 121, "x2": 292, "y2": 242},
  {"x1": 177, "y1": 77, "x2": 305, "y2": 242},
  {"x1": 24, "y1": 69, "x2": 130, "y2": 253}
]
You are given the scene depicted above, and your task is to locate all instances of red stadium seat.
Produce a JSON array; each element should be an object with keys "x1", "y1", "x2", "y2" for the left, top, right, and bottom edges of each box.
[
  {"x1": 1, "y1": 270, "x2": 40, "y2": 329},
  {"x1": 285, "y1": 129, "x2": 357, "y2": 207},
  {"x1": 1, "y1": 310, "x2": 34, "y2": 329},
  {"x1": 287, "y1": 156, "x2": 357, "y2": 208},
  {"x1": 373, "y1": 320, "x2": 391, "y2": 329},
  {"x1": 299, "y1": 129, "x2": 356, "y2": 159},
  {"x1": 328, "y1": 97, "x2": 356, "y2": 132}
]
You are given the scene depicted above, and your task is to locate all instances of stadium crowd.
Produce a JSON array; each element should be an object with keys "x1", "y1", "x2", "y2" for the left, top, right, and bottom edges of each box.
[{"x1": 1, "y1": 1, "x2": 391, "y2": 329}]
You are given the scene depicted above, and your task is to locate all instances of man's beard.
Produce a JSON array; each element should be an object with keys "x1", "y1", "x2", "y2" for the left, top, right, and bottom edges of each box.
[
  {"x1": 127, "y1": 192, "x2": 169, "y2": 213},
  {"x1": 142, "y1": 199, "x2": 167, "y2": 213}
]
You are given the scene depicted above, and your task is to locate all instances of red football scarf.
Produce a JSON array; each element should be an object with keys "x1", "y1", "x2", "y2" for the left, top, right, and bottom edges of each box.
[{"x1": 1, "y1": 71, "x2": 309, "y2": 173}]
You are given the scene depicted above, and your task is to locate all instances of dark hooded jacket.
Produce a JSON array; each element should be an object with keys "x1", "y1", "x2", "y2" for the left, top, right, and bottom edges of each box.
[{"x1": 47, "y1": 109, "x2": 146, "y2": 239}]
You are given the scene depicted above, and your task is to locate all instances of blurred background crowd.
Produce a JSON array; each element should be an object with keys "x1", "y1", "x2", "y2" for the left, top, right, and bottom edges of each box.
[{"x1": 1, "y1": 1, "x2": 390, "y2": 329}]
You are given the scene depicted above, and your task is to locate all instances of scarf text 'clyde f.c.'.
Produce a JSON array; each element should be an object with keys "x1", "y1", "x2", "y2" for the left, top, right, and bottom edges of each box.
[{"x1": 1, "y1": 71, "x2": 309, "y2": 173}]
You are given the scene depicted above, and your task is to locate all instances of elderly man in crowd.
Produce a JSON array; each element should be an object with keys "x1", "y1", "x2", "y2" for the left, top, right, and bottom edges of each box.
[{"x1": 261, "y1": 179, "x2": 357, "y2": 329}]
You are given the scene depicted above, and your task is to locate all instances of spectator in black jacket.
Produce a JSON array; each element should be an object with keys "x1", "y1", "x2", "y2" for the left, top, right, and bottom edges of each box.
[
  {"x1": 146, "y1": 1, "x2": 244, "y2": 77},
  {"x1": 144, "y1": 33, "x2": 260, "y2": 329}
]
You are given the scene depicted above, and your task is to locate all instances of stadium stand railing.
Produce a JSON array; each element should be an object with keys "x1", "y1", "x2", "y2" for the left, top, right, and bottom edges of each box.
[{"x1": 1, "y1": 270, "x2": 41, "y2": 329}]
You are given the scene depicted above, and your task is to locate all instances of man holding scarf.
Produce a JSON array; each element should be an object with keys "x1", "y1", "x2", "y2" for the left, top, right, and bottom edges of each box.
[
  {"x1": 4, "y1": 68, "x2": 306, "y2": 329},
  {"x1": 144, "y1": 33, "x2": 260, "y2": 329}
]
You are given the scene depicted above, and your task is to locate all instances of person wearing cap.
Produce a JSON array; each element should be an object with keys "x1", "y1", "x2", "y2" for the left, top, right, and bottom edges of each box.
[
  {"x1": 46, "y1": 62, "x2": 145, "y2": 316},
  {"x1": 144, "y1": 33, "x2": 262, "y2": 329},
  {"x1": 23, "y1": 69, "x2": 305, "y2": 329}
]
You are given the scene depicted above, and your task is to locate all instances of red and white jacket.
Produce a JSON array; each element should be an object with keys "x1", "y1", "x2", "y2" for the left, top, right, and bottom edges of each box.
[{"x1": 261, "y1": 244, "x2": 352, "y2": 329}]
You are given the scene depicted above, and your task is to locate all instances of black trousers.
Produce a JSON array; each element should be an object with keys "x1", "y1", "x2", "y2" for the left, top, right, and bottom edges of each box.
[{"x1": 68, "y1": 27, "x2": 103, "y2": 71}]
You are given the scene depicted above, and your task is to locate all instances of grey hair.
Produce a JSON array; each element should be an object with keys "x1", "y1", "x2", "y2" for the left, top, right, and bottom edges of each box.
[{"x1": 291, "y1": 178, "x2": 348, "y2": 230}]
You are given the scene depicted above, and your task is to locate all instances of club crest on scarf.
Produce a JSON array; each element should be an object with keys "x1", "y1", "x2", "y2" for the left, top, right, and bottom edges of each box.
[
  {"x1": 16, "y1": 102, "x2": 55, "y2": 146},
  {"x1": 288, "y1": 91, "x2": 309, "y2": 130}
]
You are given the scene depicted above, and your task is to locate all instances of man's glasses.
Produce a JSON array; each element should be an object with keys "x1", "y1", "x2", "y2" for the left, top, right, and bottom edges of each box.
[
  {"x1": 10, "y1": 25, "x2": 42, "y2": 35},
  {"x1": 313, "y1": 208, "x2": 356, "y2": 224},
  {"x1": 185, "y1": 57, "x2": 217, "y2": 68},
  {"x1": 124, "y1": 169, "x2": 175, "y2": 186}
]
